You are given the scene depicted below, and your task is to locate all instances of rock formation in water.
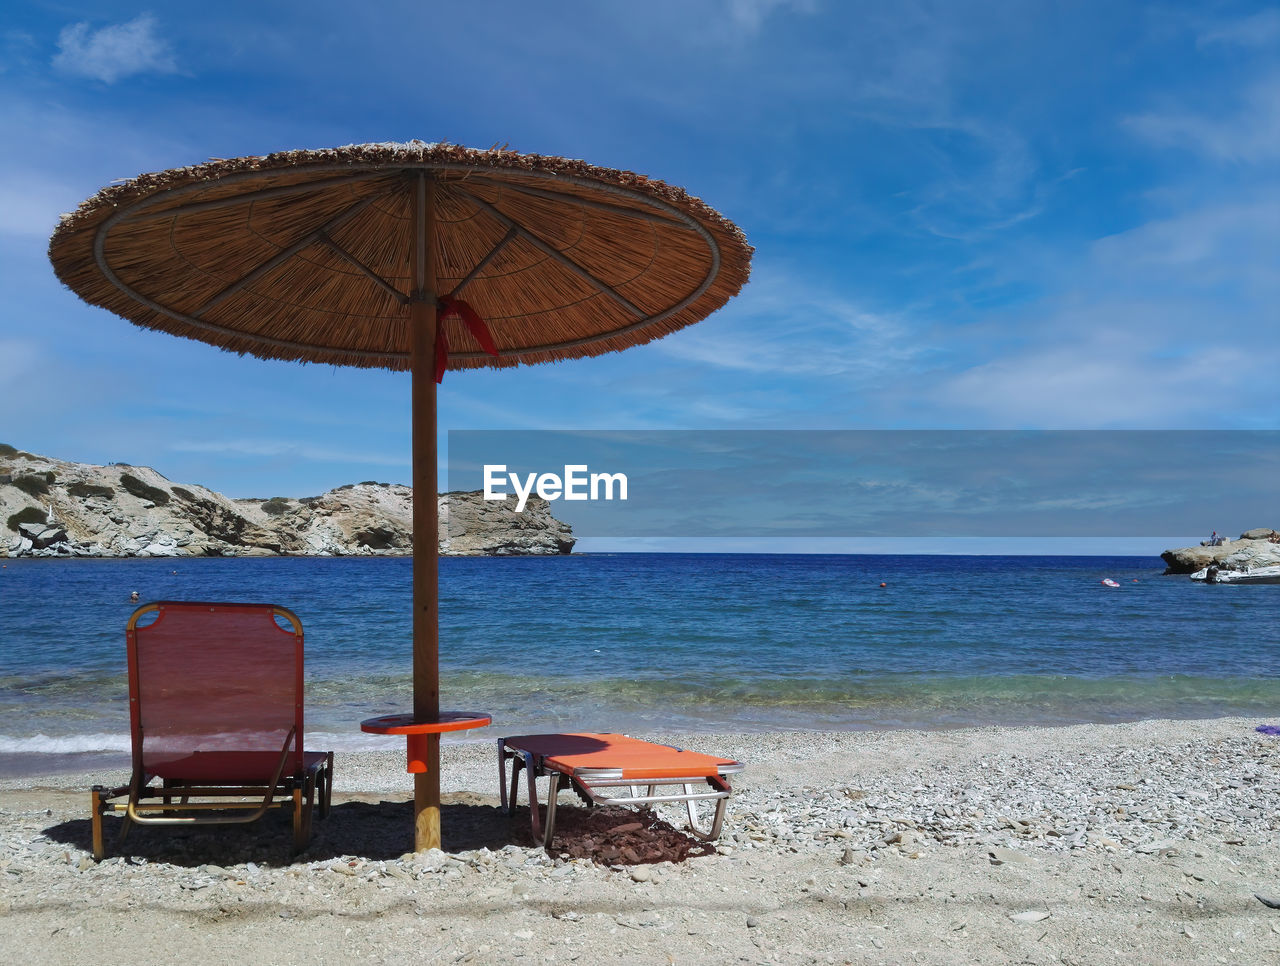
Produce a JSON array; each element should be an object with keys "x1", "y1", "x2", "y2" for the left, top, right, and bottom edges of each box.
[
  {"x1": 1160, "y1": 528, "x2": 1280, "y2": 574},
  {"x1": 0, "y1": 445, "x2": 574, "y2": 558}
]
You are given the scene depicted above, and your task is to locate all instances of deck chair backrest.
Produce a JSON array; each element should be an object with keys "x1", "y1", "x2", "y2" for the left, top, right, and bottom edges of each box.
[{"x1": 126, "y1": 602, "x2": 304, "y2": 782}]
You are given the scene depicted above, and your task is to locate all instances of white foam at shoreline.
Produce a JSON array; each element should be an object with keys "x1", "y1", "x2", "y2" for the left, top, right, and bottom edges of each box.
[
  {"x1": 0, "y1": 733, "x2": 131, "y2": 754},
  {"x1": 0, "y1": 730, "x2": 495, "y2": 756}
]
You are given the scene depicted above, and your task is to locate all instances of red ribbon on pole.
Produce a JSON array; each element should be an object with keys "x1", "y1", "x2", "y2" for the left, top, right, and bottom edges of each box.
[{"x1": 435, "y1": 296, "x2": 500, "y2": 383}]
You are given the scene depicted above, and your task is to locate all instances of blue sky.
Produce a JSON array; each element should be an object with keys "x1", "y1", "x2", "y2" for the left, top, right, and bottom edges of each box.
[{"x1": 1, "y1": 2, "x2": 1276, "y2": 550}]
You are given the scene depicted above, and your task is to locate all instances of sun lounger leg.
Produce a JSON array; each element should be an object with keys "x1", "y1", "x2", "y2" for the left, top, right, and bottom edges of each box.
[
  {"x1": 506, "y1": 752, "x2": 527, "y2": 820},
  {"x1": 520, "y1": 752, "x2": 547, "y2": 844},
  {"x1": 497, "y1": 739, "x2": 511, "y2": 813},
  {"x1": 684, "y1": 788, "x2": 728, "y2": 842},
  {"x1": 542, "y1": 772, "x2": 564, "y2": 848}
]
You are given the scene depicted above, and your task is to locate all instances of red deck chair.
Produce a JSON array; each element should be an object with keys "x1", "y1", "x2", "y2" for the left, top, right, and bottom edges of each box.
[{"x1": 90, "y1": 601, "x2": 333, "y2": 860}]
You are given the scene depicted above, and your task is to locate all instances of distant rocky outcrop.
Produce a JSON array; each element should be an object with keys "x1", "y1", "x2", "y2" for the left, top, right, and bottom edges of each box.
[
  {"x1": 0, "y1": 446, "x2": 574, "y2": 558},
  {"x1": 1161, "y1": 528, "x2": 1280, "y2": 574}
]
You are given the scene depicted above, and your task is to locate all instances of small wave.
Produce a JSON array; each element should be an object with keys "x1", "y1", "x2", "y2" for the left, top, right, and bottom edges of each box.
[
  {"x1": 0, "y1": 733, "x2": 131, "y2": 754},
  {"x1": 305, "y1": 730, "x2": 426, "y2": 752},
  {"x1": 0, "y1": 731, "x2": 483, "y2": 756}
]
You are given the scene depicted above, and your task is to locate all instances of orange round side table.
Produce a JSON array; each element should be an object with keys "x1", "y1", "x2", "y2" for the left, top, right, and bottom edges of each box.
[{"x1": 361, "y1": 712, "x2": 492, "y2": 774}]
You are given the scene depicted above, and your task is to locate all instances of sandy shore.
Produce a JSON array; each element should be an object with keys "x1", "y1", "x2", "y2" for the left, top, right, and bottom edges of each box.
[{"x1": 4, "y1": 717, "x2": 1280, "y2": 964}]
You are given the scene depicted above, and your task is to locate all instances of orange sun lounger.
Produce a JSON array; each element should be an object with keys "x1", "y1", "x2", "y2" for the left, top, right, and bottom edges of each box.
[
  {"x1": 498, "y1": 733, "x2": 744, "y2": 847},
  {"x1": 90, "y1": 602, "x2": 333, "y2": 860}
]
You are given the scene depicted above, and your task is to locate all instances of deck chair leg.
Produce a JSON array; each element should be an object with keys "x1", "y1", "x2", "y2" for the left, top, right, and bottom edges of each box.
[
  {"x1": 292, "y1": 784, "x2": 307, "y2": 853},
  {"x1": 90, "y1": 786, "x2": 106, "y2": 861},
  {"x1": 323, "y1": 752, "x2": 334, "y2": 818},
  {"x1": 118, "y1": 770, "x2": 145, "y2": 846},
  {"x1": 301, "y1": 773, "x2": 316, "y2": 845},
  {"x1": 307, "y1": 774, "x2": 317, "y2": 840}
]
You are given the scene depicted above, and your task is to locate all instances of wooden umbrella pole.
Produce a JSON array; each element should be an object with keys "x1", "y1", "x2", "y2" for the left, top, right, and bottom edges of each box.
[{"x1": 409, "y1": 171, "x2": 441, "y2": 852}]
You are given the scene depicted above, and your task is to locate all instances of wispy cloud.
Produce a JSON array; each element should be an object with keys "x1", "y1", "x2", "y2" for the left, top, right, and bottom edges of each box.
[
  {"x1": 724, "y1": 0, "x2": 816, "y2": 33},
  {"x1": 0, "y1": 178, "x2": 78, "y2": 238},
  {"x1": 0, "y1": 30, "x2": 38, "y2": 74},
  {"x1": 931, "y1": 341, "x2": 1252, "y2": 427},
  {"x1": 168, "y1": 439, "x2": 408, "y2": 468},
  {"x1": 925, "y1": 189, "x2": 1280, "y2": 428},
  {"x1": 0, "y1": 338, "x2": 42, "y2": 374},
  {"x1": 1197, "y1": 9, "x2": 1280, "y2": 48},
  {"x1": 1127, "y1": 75, "x2": 1280, "y2": 162},
  {"x1": 1090, "y1": 195, "x2": 1280, "y2": 291},
  {"x1": 52, "y1": 15, "x2": 177, "y2": 84},
  {"x1": 655, "y1": 271, "x2": 927, "y2": 379}
]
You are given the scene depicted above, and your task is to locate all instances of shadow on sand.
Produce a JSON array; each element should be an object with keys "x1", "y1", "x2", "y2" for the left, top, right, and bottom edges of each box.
[
  {"x1": 43, "y1": 794, "x2": 515, "y2": 867},
  {"x1": 42, "y1": 794, "x2": 713, "y2": 867}
]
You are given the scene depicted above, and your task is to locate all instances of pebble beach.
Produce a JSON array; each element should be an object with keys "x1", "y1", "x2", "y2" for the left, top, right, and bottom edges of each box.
[{"x1": 5, "y1": 716, "x2": 1280, "y2": 964}]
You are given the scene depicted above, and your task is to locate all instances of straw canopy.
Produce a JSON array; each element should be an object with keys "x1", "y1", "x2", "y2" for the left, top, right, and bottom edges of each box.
[{"x1": 48, "y1": 141, "x2": 753, "y2": 371}]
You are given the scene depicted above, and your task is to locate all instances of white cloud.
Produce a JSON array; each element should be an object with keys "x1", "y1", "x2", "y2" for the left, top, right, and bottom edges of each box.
[
  {"x1": 932, "y1": 341, "x2": 1251, "y2": 428},
  {"x1": 1126, "y1": 75, "x2": 1280, "y2": 162},
  {"x1": 724, "y1": 0, "x2": 816, "y2": 33},
  {"x1": 168, "y1": 439, "x2": 407, "y2": 468},
  {"x1": 0, "y1": 338, "x2": 42, "y2": 374},
  {"x1": 1197, "y1": 10, "x2": 1280, "y2": 48},
  {"x1": 0, "y1": 30, "x2": 38, "y2": 73},
  {"x1": 656, "y1": 272, "x2": 926, "y2": 379},
  {"x1": 52, "y1": 15, "x2": 177, "y2": 84},
  {"x1": 0, "y1": 178, "x2": 79, "y2": 238},
  {"x1": 925, "y1": 191, "x2": 1280, "y2": 428},
  {"x1": 1090, "y1": 197, "x2": 1280, "y2": 295}
]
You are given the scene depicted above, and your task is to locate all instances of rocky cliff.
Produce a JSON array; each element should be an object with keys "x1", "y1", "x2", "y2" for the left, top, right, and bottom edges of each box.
[
  {"x1": 0, "y1": 446, "x2": 574, "y2": 558},
  {"x1": 1160, "y1": 528, "x2": 1280, "y2": 574}
]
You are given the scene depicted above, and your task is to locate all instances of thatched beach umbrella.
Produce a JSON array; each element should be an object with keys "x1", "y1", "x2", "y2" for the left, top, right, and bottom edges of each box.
[{"x1": 48, "y1": 141, "x2": 752, "y2": 851}]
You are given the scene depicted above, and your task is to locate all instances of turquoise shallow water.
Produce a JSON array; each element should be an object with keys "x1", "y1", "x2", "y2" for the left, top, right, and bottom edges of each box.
[{"x1": 0, "y1": 553, "x2": 1276, "y2": 772}]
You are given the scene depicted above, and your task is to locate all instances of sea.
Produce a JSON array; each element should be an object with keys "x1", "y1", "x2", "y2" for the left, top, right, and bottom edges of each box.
[{"x1": 0, "y1": 553, "x2": 1276, "y2": 777}]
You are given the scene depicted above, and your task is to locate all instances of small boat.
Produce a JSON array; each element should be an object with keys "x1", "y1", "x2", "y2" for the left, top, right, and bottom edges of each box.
[
  {"x1": 1100, "y1": 578, "x2": 1120, "y2": 588},
  {"x1": 1189, "y1": 564, "x2": 1280, "y2": 585}
]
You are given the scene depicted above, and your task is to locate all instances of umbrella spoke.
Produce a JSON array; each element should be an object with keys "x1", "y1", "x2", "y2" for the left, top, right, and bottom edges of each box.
[
  {"x1": 194, "y1": 191, "x2": 390, "y2": 318},
  {"x1": 122, "y1": 171, "x2": 395, "y2": 223},
  {"x1": 447, "y1": 226, "x2": 519, "y2": 299},
  {"x1": 317, "y1": 232, "x2": 411, "y2": 305},
  {"x1": 467, "y1": 177, "x2": 690, "y2": 227},
  {"x1": 455, "y1": 187, "x2": 645, "y2": 319}
]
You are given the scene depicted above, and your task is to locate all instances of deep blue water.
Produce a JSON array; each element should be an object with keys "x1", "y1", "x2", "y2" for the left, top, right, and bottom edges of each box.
[{"x1": 0, "y1": 553, "x2": 1276, "y2": 767}]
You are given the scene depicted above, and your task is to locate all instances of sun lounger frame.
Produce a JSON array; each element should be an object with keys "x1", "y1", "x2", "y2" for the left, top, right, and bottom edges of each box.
[
  {"x1": 90, "y1": 602, "x2": 334, "y2": 860},
  {"x1": 498, "y1": 734, "x2": 744, "y2": 848}
]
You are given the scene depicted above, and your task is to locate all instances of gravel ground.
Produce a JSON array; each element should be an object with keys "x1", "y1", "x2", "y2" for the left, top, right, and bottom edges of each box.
[{"x1": 4, "y1": 717, "x2": 1280, "y2": 964}]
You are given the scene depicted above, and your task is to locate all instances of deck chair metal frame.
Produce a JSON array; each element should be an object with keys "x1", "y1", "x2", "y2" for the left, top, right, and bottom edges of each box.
[
  {"x1": 90, "y1": 601, "x2": 333, "y2": 860},
  {"x1": 498, "y1": 733, "x2": 744, "y2": 848}
]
